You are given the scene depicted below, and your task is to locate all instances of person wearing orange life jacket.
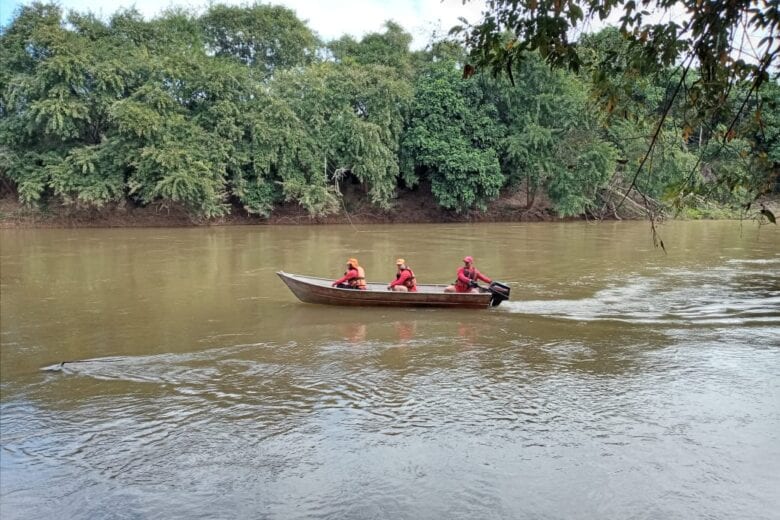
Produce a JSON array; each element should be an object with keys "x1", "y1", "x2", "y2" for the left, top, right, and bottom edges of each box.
[
  {"x1": 332, "y1": 258, "x2": 367, "y2": 290},
  {"x1": 444, "y1": 256, "x2": 491, "y2": 293},
  {"x1": 387, "y1": 259, "x2": 417, "y2": 292}
]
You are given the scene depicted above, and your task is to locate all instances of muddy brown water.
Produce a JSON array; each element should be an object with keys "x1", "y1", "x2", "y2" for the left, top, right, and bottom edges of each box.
[{"x1": 1, "y1": 221, "x2": 779, "y2": 519}]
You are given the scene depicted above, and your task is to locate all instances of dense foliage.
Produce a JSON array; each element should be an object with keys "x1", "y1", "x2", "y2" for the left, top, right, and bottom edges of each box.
[
  {"x1": 1, "y1": 2, "x2": 778, "y2": 220},
  {"x1": 458, "y1": 0, "x2": 780, "y2": 218}
]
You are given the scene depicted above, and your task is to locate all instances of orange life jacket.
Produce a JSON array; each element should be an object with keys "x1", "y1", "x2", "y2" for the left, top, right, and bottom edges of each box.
[
  {"x1": 349, "y1": 266, "x2": 367, "y2": 289},
  {"x1": 397, "y1": 267, "x2": 416, "y2": 289}
]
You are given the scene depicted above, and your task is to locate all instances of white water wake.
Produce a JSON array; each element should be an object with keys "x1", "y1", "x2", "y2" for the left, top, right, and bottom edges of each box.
[{"x1": 501, "y1": 266, "x2": 780, "y2": 326}]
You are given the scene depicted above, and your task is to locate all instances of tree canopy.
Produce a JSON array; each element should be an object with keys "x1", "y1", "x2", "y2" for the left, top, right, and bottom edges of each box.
[
  {"x1": 457, "y1": 0, "x2": 779, "y2": 219},
  {"x1": 1, "y1": 2, "x2": 777, "y2": 222}
]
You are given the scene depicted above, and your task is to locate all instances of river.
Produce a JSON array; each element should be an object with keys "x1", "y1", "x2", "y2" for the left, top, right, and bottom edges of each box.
[{"x1": 1, "y1": 221, "x2": 778, "y2": 519}]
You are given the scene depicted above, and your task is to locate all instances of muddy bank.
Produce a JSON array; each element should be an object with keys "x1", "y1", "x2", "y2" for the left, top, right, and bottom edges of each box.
[
  {"x1": 0, "y1": 189, "x2": 565, "y2": 228},
  {"x1": 4, "y1": 189, "x2": 773, "y2": 229}
]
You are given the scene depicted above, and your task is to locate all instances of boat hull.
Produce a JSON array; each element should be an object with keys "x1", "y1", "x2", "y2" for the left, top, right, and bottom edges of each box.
[{"x1": 277, "y1": 271, "x2": 495, "y2": 308}]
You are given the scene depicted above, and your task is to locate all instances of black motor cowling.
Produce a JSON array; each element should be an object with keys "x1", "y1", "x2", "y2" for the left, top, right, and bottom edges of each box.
[{"x1": 488, "y1": 281, "x2": 511, "y2": 307}]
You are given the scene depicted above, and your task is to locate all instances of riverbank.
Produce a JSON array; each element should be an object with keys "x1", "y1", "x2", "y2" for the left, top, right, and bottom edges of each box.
[
  {"x1": 1, "y1": 191, "x2": 775, "y2": 228},
  {"x1": 0, "y1": 189, "x2": 561, "y2": 228}
]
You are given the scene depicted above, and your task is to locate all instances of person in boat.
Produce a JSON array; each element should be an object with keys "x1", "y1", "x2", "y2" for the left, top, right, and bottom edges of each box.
[
  {"x1": 444, "y1": 256, "x2": 491, "y2": 293},
  {"x1": 387, "y1": 259, "x2": 417, "y2": 292},
  {"x1": 331, "y1": 258, "x2": 367, "y2": 290}
]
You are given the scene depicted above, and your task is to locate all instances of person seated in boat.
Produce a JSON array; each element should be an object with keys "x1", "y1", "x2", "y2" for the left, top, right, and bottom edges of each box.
[
  {"x1": 332, "y1": 258, "x2": 367, "y2": 290},
  {"x1": 444, "y1": 256, "x2": 491, "y2": 293},
  {"x1": 387, "y1": 259, "x2": 417, "y2": 292}
]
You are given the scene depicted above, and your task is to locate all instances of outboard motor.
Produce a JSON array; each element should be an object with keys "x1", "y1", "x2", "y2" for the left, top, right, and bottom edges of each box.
[{"x1": 488, "y1": 281, "x2": 511, "y2": 307}]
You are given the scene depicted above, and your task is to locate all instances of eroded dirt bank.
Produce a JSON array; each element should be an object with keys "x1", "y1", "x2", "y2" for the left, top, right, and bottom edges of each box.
[{"x1": 0, "y1": 189, "x2": 566, "y2": 228}]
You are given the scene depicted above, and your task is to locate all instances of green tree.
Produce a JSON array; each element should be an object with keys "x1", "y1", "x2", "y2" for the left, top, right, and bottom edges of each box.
[
  {"x1": 4, "y1": 3, "x2": 772, "y2": 223},
  {"x1": 495, "y1": 53, "x2": 617, "y2": 216},
  {"x1": 1, "y1": 3, "x2": 131, "y2": 206},
  {"x1": 271, "y1": 62, "x2": 412, "y2": 214},
  {"x1": 328, "y1": 21, "x2": 414, "y2": 77},
  {"x1": 200, "y1": 3, "x2": 318, "y2": 77},
  {"x1": 457, "y1": 0, "x2": 780, "y2": 216},
  {"x1": 459, "y1": 1, "x2": 777, "y2": 99},
  {"x1": 401, "y1": 60, "x2": 504, "y2": 212},
  {"x1": 1, "y1": 4, "x2": 246, "y2": 216}
]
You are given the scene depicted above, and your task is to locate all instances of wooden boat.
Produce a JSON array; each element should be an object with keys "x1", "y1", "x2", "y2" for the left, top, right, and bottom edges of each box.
[{"x1": 277, "y1": 271, "x2": 510, "y2": 308}]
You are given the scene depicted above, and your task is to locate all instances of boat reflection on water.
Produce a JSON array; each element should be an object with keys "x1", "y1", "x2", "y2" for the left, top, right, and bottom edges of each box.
[
  {"x1": 394, "y1": 321, "x2": 417, "y2": 343},
  {"x1": 281, "y1": 305, "x2": 493, "y2": 351},
  {"x1": 456, "y1": 321, "x2": 480, "y2": 347},
  {"x1": 341, "y1": 322, "x2": 367, "y2": 343},
  {"x1": 338, "y1": 320, "x2": 418, "y2": 345}
]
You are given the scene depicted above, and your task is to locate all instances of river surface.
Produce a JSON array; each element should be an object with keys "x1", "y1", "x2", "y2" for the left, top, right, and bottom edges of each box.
[{"x1": 1, "y1": 221, "x2": 779, "y2": 519}]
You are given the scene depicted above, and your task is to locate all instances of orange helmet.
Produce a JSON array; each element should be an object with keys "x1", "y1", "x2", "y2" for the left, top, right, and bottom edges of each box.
[{"x1": 347, "y1": 258, "x2": 359, "y2": 267}]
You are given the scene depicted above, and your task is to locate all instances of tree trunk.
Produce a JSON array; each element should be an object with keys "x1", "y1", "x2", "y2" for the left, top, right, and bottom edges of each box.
[{"x1": 524, "y1": 176, "x2": 536, "y2": 210}]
